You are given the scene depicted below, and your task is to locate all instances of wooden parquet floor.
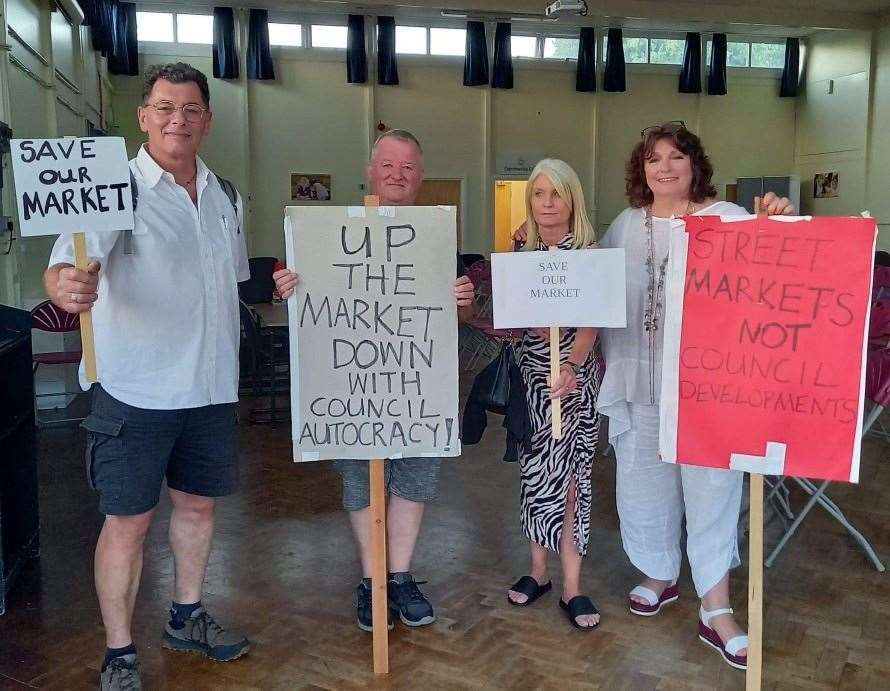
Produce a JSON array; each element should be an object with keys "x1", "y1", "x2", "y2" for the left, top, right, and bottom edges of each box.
[{"x1": 1, "y1": 387, "x2": 889, "y2": 690}]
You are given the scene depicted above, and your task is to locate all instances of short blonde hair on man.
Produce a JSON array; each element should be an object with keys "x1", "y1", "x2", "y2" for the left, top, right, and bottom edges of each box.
[{"x1": 523, "y1": 159, "x2": 595, "y2": 250}]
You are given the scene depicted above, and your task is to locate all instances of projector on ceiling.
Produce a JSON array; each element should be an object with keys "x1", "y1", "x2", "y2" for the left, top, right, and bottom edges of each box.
[{"x1": 544, "y1": 0, "x2": 588, "y2": 17}]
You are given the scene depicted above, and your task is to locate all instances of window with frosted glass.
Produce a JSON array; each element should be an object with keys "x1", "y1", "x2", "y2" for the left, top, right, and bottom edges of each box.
[
  {"x1": 751, "y1": 42, "x2": 785, "y2": 68},
  {"x1": 136, "y1": 12, "x2": 174, "y2": 42},
  {"x1": 396, "y1": 26, "x2": 427, "y2": 54},
  {"x1": 544, "y1": 37, "x2": 579, "y2": 60},
  {"x1": 269, "y1": 23, "x2": 302, "y2": 47},
  {"x1": 511, "y1": 35, "x2": 537, "y2": 58},
  {"x1": 311, "y1": 25, "x2": 347, "y2": 49},
  {"x1": 176, "y1": 14, "x2": 213, "y2": 45},
  {"x1": 430, "y1": 27, "x2": 465, "y2": 56},
  {"x1": 649, "y1": 38, "x2": 685, "y2": 65}
]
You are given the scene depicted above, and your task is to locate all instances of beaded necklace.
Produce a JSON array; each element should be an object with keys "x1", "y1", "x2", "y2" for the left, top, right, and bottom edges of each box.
[{"x1": 643, "y1": 200, "x2": 693, "y2": 402}]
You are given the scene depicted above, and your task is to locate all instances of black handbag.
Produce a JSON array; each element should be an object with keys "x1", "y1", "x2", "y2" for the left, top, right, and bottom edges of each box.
[
  {"x1": 478, "y1": 343, "x2": 514, "y2": 414},
  {"x1": 462, "y1": 342, "x2": 528, "y2": 450}
]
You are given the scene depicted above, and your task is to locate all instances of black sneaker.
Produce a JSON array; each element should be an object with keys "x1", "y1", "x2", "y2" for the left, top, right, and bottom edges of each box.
[
  {"x1": 356, "y1": 579, "x2": 394, "y2": 633},
  {"x1": 388, "y1": 572, "x2": 436, "y2": 627}
]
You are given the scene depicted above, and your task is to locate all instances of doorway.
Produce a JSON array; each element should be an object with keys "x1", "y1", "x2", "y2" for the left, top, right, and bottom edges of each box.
[{"x1": 493, "y1": 180, "x2": 528, "y2": 252}]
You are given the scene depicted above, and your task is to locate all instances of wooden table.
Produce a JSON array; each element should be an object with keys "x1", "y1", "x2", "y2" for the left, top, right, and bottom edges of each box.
[{"x1": 253, "y1": 301, "x2": 288, "y2": 329}]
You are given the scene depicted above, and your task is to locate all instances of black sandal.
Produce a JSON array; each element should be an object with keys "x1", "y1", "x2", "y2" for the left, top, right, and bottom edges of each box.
[
  {"x1": 559, "y1": 595, "x2": 600, "y2": 630},
  {"x1": 507, "y1": 576, "x2": 552, "y2": 607}
]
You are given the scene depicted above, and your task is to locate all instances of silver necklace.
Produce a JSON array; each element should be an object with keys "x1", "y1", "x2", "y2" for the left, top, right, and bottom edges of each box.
[{"x1": 644, "y1": 200, "x2": 693, "y2": 401}]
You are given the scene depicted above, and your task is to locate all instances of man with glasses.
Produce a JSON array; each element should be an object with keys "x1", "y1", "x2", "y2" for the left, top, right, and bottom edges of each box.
[{"x1": 43, "y1": 62, "x2": 250, "y2": 690}]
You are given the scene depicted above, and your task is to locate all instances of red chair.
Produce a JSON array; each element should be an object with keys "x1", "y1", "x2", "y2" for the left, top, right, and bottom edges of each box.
[
  {"x1": 465, "y1": 259, "x2": 493, "y2": 317},
  {"x1": 30, "y1": 300, "x2": 84, "y2": 424},
  {"x1": 865, "y1": 289, "x2": 890, "y2": 443},
  {"x1": 460, "y1": 260, "x2": 527, "y2": 369},
  {"x1": 866, "y1": 265, "x2": 890, "y2": 435}
]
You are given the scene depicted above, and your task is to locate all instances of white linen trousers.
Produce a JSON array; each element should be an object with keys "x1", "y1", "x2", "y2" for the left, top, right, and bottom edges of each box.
[{"x1": 612, "y1": 403, "x2": 743, "y2": 597}]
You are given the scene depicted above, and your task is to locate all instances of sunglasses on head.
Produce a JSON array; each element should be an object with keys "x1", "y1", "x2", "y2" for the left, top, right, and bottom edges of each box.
[{"x1": 640, "y1": 120, "x2": 686, "y2": 138}]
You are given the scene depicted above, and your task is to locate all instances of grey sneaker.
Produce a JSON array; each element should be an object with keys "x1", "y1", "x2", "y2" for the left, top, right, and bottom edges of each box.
[
  {"x1": 161, "y1": 606, "x2": 250, "y2": 661},
  {"x1": 100, "y1": 653, "x2": 142, "y2": 691}
]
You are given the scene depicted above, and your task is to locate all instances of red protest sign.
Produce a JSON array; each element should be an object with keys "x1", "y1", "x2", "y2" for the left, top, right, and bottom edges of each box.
[{"x1": 660, "y1": 215, "x2": 877, "y2": 482}]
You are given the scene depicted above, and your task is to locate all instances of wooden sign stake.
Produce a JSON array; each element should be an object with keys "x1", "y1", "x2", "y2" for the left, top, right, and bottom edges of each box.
[
  {"x1": 548, "y1": 245, "x2": 562, "y2": 439},
  {"x1": 369, "y1": 456, "x2": 389, "y2": 675},
  {"x1": 364, "y1": 194, "x2": 389, "y2": 675},
  {"x1": 747, "y1": 472, "x2": 764, "y2": 690},
  {"x1": 746, "y1": 196, "x2": 766, "y2": 691},
  {"x1": 72, "y1": 231, "x2": 98, "y2": 383}
]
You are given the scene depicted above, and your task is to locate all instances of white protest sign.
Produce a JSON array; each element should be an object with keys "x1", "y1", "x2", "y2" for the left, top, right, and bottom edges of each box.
[
  {"x1": 285, "y1": 205, "x2": 460, "y2": 461},
  {"x1": 491, "y1": 248, "x2": 627, "y2": 328},
  {"x1": 10, "y1": 137, "x2": 133, "y2": 237}
]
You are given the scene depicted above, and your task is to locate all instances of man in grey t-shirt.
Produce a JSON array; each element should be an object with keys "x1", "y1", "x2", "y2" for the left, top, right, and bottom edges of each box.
[{"x1": 274, "y1": 129, "x2": 474, "y2": 631}]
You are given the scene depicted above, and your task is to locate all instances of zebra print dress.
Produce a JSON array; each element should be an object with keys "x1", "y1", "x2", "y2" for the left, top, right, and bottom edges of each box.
[{"x1": 516, "y1": 236, "x2": 601, "y2": 556}]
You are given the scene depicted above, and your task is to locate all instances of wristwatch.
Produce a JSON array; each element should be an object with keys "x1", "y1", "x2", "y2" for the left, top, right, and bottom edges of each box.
[{"x1": 561, "y1": 361, "x2": 580, "y2": 375}]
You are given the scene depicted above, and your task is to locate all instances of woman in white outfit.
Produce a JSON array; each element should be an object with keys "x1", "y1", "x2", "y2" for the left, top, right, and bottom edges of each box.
[{"x1": 597, "y1": 122, "x2": 794, "y2": 671}]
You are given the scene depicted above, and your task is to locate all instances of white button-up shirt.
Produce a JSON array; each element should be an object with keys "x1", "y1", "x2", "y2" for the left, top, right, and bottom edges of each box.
[{"x1": 48, "y1": 145, "x2": 249, "y2": 410}]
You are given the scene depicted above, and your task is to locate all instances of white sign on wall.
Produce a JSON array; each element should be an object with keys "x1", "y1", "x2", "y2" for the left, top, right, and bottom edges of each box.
[
  {"x1": 10, "y1": 137, "x2": 133, "y2": 237},
  {"x1": 491, "y1": 248, "x2": 627, "y2": 328},
  {"x1": 286, "y1": 205, "x2": 461, "y2": 461}
]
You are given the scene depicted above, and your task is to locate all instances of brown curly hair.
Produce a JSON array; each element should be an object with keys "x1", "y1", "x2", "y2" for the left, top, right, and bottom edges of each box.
[{"x1": 625, "y1": 123, "x2": 716, "y2": 208}]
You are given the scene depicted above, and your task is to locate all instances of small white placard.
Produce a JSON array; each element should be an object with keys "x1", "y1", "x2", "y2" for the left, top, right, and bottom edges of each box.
[
  {"x1": 10, "y1": 137, "x2": 133, "y2": 237},
  {"x1": 491, "y1": 248, "x2": 627, "y2": 328}
]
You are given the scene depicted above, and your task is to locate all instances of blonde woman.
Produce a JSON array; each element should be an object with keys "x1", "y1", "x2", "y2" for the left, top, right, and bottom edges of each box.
[{"x1": 505, "y1": 159, "x2": 603, "y2": 630}]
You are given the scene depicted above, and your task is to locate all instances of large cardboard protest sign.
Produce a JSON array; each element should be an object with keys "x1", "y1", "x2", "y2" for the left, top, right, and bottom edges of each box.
[
  {"x1": 490, "y1": 248, "x2": 628, "y2": 328},
  {"x1": 285, "y1": 206, "x2": 460, "y2": 461},
  {"x1": 660, "y1": 215, "x2": 877, "y2": 483},
  {"x1": 10, "y1": 137, "x2": 133, "y2": 237}
]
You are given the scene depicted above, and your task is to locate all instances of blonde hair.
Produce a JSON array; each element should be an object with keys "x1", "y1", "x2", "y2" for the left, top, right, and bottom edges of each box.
[{"x1": 522, "y1": 159, "x2": 595, "y2": 251}]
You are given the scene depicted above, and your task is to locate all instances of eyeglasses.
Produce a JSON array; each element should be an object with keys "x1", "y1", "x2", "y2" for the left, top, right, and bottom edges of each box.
[
  {"x1": 144, "y1": 101, "x2": 208, "y2": 123},
  {"x1": 640, "y1": 120, "x2": 686, "y2": 138}
]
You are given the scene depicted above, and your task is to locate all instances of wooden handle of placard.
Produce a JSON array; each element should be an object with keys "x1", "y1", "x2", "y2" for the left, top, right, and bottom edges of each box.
[
  {"x1": 369, "y1": 458, "x2": 389, "y2": 674},
  {"x1": 364, "y1": 192, "x2": 389, "y2": 674},
  {"x1": 73, "y1": 232, "x2": 98, "y2": 383},
  {"x1": 547, "y1": 245, "x2": 563, "y2": 439},
  {"x1": 746, "y1": 473, "x2": 764, "y2": 691}
]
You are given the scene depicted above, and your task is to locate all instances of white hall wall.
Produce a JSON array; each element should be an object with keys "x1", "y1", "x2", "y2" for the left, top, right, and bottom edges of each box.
[
  {"x1": 0, "y1": 0, "x2": 112, "y2": 305},
  {"x1": 0, "y1": 0, "x2": 112, "y2": 407},
  {"x1": 110, "y1": 26, "x2": 799, "y2": 262},
  {"x1": 867, "y1": 19, "x2": 890, "y2": 249}
]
